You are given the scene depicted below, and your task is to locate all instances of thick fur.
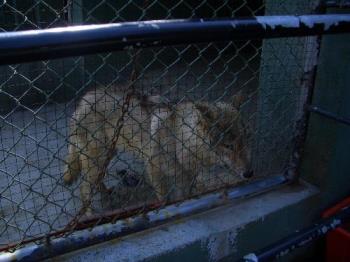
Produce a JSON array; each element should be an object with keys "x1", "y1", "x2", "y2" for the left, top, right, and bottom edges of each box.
[{"x1": 63, "y1": 87, "x2": 251, "y2": 214}]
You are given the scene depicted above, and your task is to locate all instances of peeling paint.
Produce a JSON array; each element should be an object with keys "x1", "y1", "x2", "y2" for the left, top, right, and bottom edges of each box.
[
  {"x1": 321, "y1": 225, "x2": 328, "y2": 234},
  {"x1": 331, "y1": 218, "x2": 341, "y2": 228},
  {"x1": 205, "y1": 228, "x2": 242, "y2": 261},
  {"x1": 207, "y1": 234, "x2": 226, "y2": 261},
  {"x1": 243, "y1": 253, "x2": 258, "y2": 262},
  {"x1": 278, "y1": 249, "x2": 290, "y2": 257},
  {"x1": 150, "y1": 23, "x2": 160, "y2": 29},
  {"x1": 298, "y1": 236, "x2": 313, "y2": 246},
  {"x1": 256, "y1": 16, "x2": 299, "y2": 30},
  {"x1": 300, "y1": 15, "x2": 350, "y2": 30},
  {"x1": 228, "y1": 230, "x2": 238, "y2": 248}
]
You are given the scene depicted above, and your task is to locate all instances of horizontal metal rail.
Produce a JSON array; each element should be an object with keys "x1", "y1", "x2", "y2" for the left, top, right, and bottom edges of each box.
[
  {"x1": 243, "y1": 206, "x2": 350, "y2": 262},
  {"x1": 0, "y1": 175, "x2": 287, "y2": 262},
  {"x1": 308, "y1": 105, "x2": 350, "y2": 126},
  {"x1": 0, "y1": 14, "x2": 350, "y2": 65}
]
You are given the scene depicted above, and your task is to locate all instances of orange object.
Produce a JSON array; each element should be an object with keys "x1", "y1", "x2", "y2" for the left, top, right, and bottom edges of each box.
[{"x1": 322, "y1": 197, "x2": 350, "y2": 262}]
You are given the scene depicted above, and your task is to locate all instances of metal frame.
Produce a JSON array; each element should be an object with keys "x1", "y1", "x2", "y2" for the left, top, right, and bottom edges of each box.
[{"x1": 0, "y1": 14, "x2": 350, "y2": 261}]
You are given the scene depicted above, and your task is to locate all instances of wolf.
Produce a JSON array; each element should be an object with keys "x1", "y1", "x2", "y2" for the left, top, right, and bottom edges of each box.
[{"x1": 63, "y1": 86, "x2": 253, "y2": 215}]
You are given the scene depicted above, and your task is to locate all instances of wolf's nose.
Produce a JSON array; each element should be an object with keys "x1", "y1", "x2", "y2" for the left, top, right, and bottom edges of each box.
[{"x1": 243, "y1": 170, "x2": 254, "y2": 178}]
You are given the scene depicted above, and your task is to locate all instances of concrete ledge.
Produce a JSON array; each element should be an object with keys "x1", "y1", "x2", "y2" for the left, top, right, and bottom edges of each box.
[{"x1": 50, "y1": 181, "x2": 318, "y2": 262}]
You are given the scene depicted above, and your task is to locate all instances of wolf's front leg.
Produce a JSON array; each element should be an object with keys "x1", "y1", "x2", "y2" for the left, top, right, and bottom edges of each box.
[
  {"x1": 146, "y1": 144, "x2": 187, "y2": 203},
  {"x1": 146, "y1": 109, "x2": 192, "y2": 203},
  {"x1": 79, "y1": 139, "x2": 110, "y2": 216}
]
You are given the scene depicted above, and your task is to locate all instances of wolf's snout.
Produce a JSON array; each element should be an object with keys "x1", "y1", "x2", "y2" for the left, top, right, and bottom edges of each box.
[{"x1": 243, "y1": 170, "x2": 254, "y2": 179}]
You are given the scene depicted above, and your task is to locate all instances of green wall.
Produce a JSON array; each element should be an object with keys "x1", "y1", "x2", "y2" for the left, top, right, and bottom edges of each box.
[
  {"x1": 301, "y1": 9, "x2": 350, "y2": 209},
  {"x1": 147, "y1": 6, "x2": 350, "y2": 262}
]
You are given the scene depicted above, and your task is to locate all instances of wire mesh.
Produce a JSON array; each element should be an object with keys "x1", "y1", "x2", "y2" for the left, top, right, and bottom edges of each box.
[{"x1": 0, "y1": 0, "x2": 319, "y2": 252}]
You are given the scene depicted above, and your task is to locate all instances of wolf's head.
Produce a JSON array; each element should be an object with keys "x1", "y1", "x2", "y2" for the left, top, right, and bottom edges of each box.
[{"x1": 195, "y1": 92, "x2": 253, "y2": 179}]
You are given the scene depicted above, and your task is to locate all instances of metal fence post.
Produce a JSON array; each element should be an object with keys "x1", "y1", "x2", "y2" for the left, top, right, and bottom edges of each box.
[{"x1": 255, "y1": 0, "x2": 320, "y2": 177}]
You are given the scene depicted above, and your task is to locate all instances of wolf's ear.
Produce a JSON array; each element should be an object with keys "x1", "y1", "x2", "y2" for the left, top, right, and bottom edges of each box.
[{"x1": 232, "y1": 90, "x2": 245, "y2": 109}]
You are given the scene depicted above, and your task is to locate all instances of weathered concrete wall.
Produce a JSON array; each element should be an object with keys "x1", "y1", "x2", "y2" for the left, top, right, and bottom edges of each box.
[{"x1": 50, "y1": 182, "x2": 318, "y2": 262}]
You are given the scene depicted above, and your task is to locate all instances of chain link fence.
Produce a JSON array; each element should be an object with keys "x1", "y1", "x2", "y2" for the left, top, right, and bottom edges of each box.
[{"x1": 0, "y1": 0, "x2": 321, "y2": 253}]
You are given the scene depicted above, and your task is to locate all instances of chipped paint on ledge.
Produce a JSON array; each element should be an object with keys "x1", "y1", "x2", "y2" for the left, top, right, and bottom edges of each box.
[
  {"x1": 52, "y1": 181, "x2": 318, "y2": 262},
  {"x1": 0, "y1": 175, "x2": 288, "y2": 262}
]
